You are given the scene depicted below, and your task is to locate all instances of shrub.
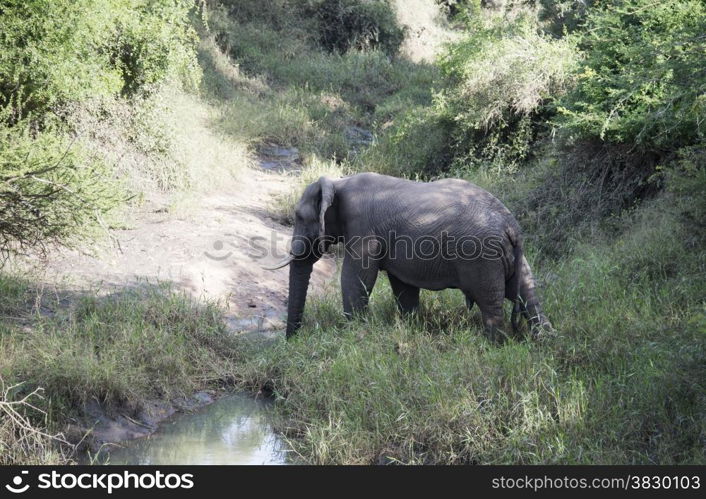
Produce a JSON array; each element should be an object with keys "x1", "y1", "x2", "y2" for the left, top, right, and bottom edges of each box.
[
  {"x1": 536, "y1": 0, "x2": 595, "y2": 36},
  {"x1": 0, "y1": 0, "x2": 199, "y2": 119},
  {"x1": 314, "y1": 0, "x2": 406, "y2": 55},
  {"x1": 360, "y1": 106, "x2": 454, "y2": 177},
  {"x1": 437, "y1": 9, "x2": 577, "y2": 172},
  {"x1": 0, "y1": 379, "x2": 67, "y2": 465},
  {"x1": 0, "y1": 0, "x2": 200, "y2": 255},
  {"x1": 113, "y1": 0, "x2": 201, "y2": 95},
  {"x1": 0, "y1": 113, "x2": 120, "y2": 259},
  {"x1": 557, "y1": 0, "x2": 706, "y2": 153}
]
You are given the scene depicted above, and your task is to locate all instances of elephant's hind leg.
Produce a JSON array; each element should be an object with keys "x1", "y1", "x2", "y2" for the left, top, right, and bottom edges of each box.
[
  {"x1": 473, "y1": 289, "x2": 507, "y2": 344},
  {"x1": 388, "y1": 273, "x2": 420, "y2": 314}
]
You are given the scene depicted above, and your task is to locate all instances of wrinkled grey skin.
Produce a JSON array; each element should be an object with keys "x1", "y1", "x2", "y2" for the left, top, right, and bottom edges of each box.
[{"x1": 281, "y1": 172, "x2": 551, "y2": 341}]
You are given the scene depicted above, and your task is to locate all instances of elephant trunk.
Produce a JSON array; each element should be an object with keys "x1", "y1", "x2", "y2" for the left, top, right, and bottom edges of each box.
[
  {"x1": 518, "y1": 255, "x2": 552, "y2": 336},
  {"x1": 286, "y1": 260, "x2": 314, "y2": 339}
]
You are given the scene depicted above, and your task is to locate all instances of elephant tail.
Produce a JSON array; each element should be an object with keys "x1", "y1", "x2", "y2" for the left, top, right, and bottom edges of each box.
[{"x1": 509, "y1": 231, "x2": 523, "y2": 334}]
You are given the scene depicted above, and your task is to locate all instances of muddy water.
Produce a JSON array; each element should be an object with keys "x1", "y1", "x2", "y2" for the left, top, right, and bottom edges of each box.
[{"x1": 104, "y1": 394, "x2": 287, "y2": 465}]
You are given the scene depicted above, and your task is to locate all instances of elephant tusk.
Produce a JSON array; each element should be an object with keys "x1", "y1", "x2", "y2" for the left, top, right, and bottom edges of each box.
[{"x1": 261, "y1": 254, "x2": 295, "y2": 270}]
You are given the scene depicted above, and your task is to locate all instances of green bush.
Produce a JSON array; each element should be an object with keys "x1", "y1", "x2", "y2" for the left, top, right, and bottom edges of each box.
[
  {"x1": 0, "y1": 0, "x2": 199, "y2": 118},
  {"x1": 313, "y1": 0, "x2": 405, "y2": 55},
  {"x1": 437, "y1": 9, "x2": 577, "y2": 172},
  {"x1": 0, "y1": 113, "x2": 120, "y2": 258},
  {"x1": 0, "y1": 0, "x2": 200, "y2": 255},
  {"x1": 536, "y1": 0, "x2": 595, "y2": 36},
  {"x1": 557, "y1": 0, "x2": 706, "y2": 153},
  {"x1": 113, "y1": 0, "x2": 201, "y2": 95},
  {"x1": 360, "y1": 106, "x2": 454, "y2": 177}
]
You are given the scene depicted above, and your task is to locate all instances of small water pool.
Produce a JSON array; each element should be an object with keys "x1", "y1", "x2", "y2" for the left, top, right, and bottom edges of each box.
[{"x1": 102, "y1": 393, "x2": 287, "y2": 465}]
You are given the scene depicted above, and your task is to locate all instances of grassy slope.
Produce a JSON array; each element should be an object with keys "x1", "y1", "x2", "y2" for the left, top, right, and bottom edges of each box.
[{"x1": 0, "y1": 276, "x2": 247, "y2": 464}]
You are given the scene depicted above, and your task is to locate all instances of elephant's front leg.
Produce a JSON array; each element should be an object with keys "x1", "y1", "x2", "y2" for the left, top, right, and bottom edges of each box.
[
  {"x1": 388, "y1": 273, "x2": 420, "y2": 314},
  {"x1": 341, "y1": 254, "x2": 379, "y2": 320},
  {"x1": 464, "y1": 293, "x2": 475, "y2": 312}
]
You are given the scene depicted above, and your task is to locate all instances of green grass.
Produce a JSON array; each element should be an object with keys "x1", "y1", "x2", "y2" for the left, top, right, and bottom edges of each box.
[
  {"x1": 199, "y1": 4, "x2": 438, "y2": 164},
  {"x1": 0, "y1": 1, "x2": 446, "y2": 464},
  {"x1": 194, "y1": 3, "x2": 441, "y2": 224},
  {"x1": 0, "y1": 276, "x2": 247, "y2": 463},
  {"x1": 234, "y1": 192, "x2": 705, "y2": 464}
]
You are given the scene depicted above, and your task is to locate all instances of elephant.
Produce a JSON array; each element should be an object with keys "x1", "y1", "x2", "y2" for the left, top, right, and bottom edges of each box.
[{"x1": 265, "y1": 172, "x2": 552, "y2": 341}]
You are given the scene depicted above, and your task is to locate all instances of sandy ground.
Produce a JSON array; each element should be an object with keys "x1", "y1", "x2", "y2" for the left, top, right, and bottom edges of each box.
[{"x1": 21, "y1": 156, "x2": 337, "y2": 336}]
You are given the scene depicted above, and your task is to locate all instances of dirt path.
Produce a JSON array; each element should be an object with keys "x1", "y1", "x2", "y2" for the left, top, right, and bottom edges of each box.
[{"x1": 26, "y1": 151, "x2": 337, "y2": 336}]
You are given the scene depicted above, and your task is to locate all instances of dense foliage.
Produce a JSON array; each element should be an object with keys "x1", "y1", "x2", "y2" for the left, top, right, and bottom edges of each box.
[
  {"x1": 0, "y1": 0, "x2": 199, "y2": 257},
  {"x1": 437, "y1": 10, "x2": 576, "y2": 172},
  {"x1": 314, "y1": 0, "x2": 405, "y2": 55},
  {"x1": 557, "y1": 0, "x2": 706, "y2": 153},
  {"x1": 0, "y1": 0, "x2": 199, "y2": 117},
  {"x1": 0, "y1": 115, "x2": 117, "y2": 257},
  {"x1": 367, "y1": 1, "x2": 705, "y2": 246}
]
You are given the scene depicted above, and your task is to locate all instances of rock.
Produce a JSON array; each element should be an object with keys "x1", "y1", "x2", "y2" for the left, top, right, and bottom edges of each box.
[
  {"x1": 83, "y1": 400, "x2": 152, "y2": 448},
  {"x1": 344, "y1": 126, "x2": 374, "y2": 146},
  {"x1": 344, "y1": 126, "x2": 374, "y2": 155},
  {"x1": 257, "y1": 145, "x2": 301, "y2": 172},
  {"x1": 136, "y1": 399, "x2": 176, "y2": 429}
]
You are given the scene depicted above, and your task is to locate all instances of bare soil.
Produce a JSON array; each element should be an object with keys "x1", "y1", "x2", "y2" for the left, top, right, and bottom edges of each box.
[{"x1": 22, "y1": 154, "x2": 337, "y2": 337}]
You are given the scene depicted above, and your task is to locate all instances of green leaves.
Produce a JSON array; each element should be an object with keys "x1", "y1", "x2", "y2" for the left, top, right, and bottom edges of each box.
[
  {"x1": 314, "y1": 0, "x2": 405, "y2": 56},
  {"x1": 0, "y1": 0, "x2": 200, "y2": 118},
  {"x1": 558, "y1": 0, "x2": 706, "y2": 152},
  {"x1": 0, "y1": 0, "x2": 201, "y2": 255},
  {"x1": 436, "y1": 9, "x2": 577, "y2": 172},
  {"x1": 0, "y1": 115, "x2": 121, "y2": 257}
]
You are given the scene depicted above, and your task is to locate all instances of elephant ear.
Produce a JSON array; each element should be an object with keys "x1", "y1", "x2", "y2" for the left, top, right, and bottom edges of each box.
[{"x1": 318, "y1": 176, "x2": 335, "y2": 238}]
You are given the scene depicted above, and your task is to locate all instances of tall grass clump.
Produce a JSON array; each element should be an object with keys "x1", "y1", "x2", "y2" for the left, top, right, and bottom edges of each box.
[
  {"x1": 0, "y1": 273, "x2": 250, "y2": 464},
  {"x1": 0, "y1": 277, "x2": 243, "y2": 425}
]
